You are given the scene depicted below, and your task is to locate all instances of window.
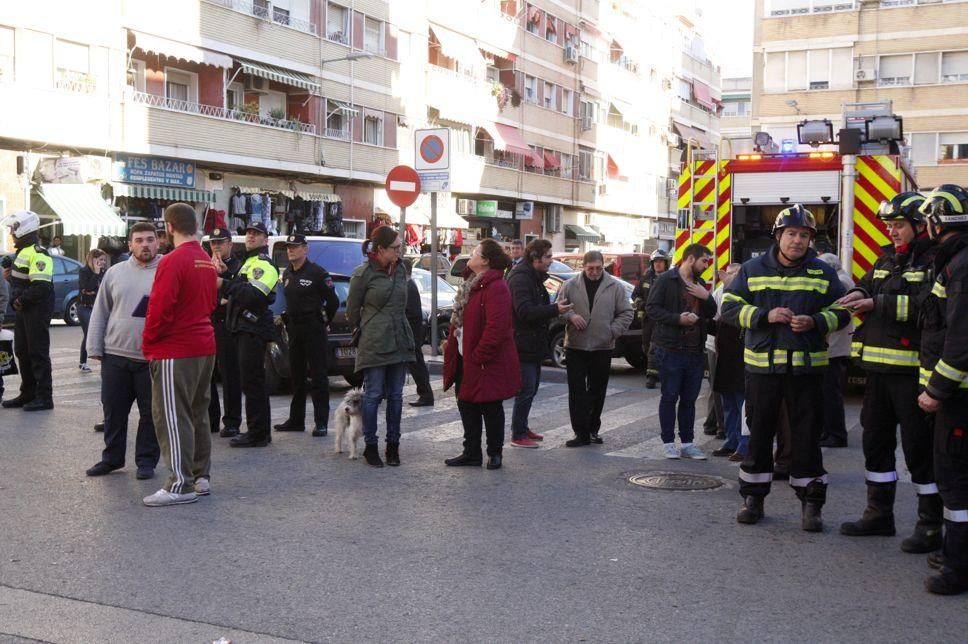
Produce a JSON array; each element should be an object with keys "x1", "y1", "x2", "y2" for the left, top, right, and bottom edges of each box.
[
  {"x1": 165, "y1": 69, "x2": 196, "y2": 105},
  {"x1": 580, "y1": 39, "x2": 596, "y2": 61},
  {"x1": 940, "y1": 132, "x2": 968, "y2": 161},
  {"x1": 910, "y1": 132, "x2": 937, "y2": 165},
  {"x1": 561, "y1": 153, "x2": 574, "y2": 179},
  {"x1": 128, "y1": 59, "x2": 146, "y2": 92},
  {"x1": 831, "y1": 48, "x2": 853, "y2": 88},
  {"x1": 722, "y1": 100, "x2": 751, "y2": 117},
  {"x1": 878, "y1": 54, "x2": 912, "y2": 86},
  {"x1": 524, "y1": 75, "x2": 537, "y2": 103},
  {"x1": 327, "y1": 2, "x2": 349, "y2": 44},
  {"x1": 562, "y1": 88, "x2": 574, "y2": 116},
  {"x1": 0, "y1": 26, "x2": 13, "y2": 82},
  {"x1": 253, "y1": 0, "x2": 270, "y2": 19},
  {"x1": 226, "y1": 81, "x2": 244, "y2": 112},
  {"x1": 273, "y1": 6, "x2": 290, "y2": 25},
  {"x1": 364, "y1": 17, "x2": 384, "y2": 54},
  {"x1": 543, "y1": 81, "x2": 556, "y2": 110},
  {"x1": 941, "y1": 51, "x2": 968, "y2": 83},
  {"x1": 677, "y1": 79, "x2": 691, "y2": 102},
  {"x1": 526, "y1": 5, "x2": 540, "y2": 34},
  {"x1": 545, "y1": 15, "x2": 558, "y2": 44},
  {"x1": 915, "y1": 52, "x2": 940, "y2": 84},
  {"x1": 578, "y1": 147, "x2": 594, "y2": 180},
  {"x1": 787, "y1": 50, "x2": 807, "y2": 90},
  {"x1": 808, "y1": 49, "x2": 829, "y2": 89},
  {"x1": 55, "y1": 39, "x2": 90, "y2": 86},
  {"x1": 326, "y1": 100, "x2": 352, "y2": 139},
  {"x1": 765, "y1": 52, "x2": 785, "y2": 90},
  {"x1": 364, "y1": 113, "x2": 383, "y2": 145}
]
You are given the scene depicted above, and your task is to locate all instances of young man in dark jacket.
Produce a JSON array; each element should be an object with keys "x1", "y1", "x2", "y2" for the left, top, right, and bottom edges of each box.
[
  {"x1": 646, "y1": 243, "x2": 717, "y2": 460},
  {"x1": 506, "y1": 239, "x2": 571, "y2": 448}
]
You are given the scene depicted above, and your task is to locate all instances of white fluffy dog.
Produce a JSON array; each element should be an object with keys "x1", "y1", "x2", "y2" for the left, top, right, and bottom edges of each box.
[{"x1": 332, "y1": 388, "x2": 364, "y2": 459}]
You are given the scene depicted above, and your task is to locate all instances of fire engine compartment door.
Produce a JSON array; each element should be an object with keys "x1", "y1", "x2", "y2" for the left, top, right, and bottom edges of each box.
[{"x1": 732, "y1": 170, "x2": 840, "y2": 205}]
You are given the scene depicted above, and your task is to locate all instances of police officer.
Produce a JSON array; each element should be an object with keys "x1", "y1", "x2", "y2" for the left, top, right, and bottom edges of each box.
[
  {"x1": 722, "y1": 204, "x2": 851, "y2": 531},
  {"x1": 632, "y1": 248, "x2": 669, "y2": 388},
  {"x1": 274, "y1": 234, "x2": 339, "y2": 436},
  {"x1": 207, "y1": 228, "x2": 243, "y2": 438},
  {"x1": 838, "y1": 193, "x2": 942, "y2": 553},
  {"x1": 916, "y1": 185, "x2": 968, "y2": 595},
  {"x1": 214, "y1": 222, "x2": 279, "y2": 448},
  {"x1": 1, "y1": 210, "x2": 54, "y2": 411}
]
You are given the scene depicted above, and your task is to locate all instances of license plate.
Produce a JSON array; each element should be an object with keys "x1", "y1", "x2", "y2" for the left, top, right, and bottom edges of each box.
[{"x1": 336, "y1": 347, "x2": 357, "y2": 359}]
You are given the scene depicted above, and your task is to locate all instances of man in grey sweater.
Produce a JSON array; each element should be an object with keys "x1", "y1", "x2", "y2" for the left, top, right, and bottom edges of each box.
[
  {"x1": 84, "y1": 223, "x2": 161, "y2": 479},
  {"x1": 558, "y1": 250, "x2": 634, "y2": 447}
]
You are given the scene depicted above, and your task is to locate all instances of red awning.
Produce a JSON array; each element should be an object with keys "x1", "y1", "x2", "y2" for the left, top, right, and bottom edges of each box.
[
  {"x1": 692, "y1": 80, "x2": 715, "y2": 110},
  {"x1": 673, "y1": 121, "x2": 712, "y2": 149},
  {"x1": 528, "y1": 6, "x2": 541, "y2": 23},
  {"x1": 485, "y1": 123, "x2": 532, "y2": 156},
  {"x1": 527, "y1": 148, "x2": 545, "y2": 169},
  {"x1": 543, "y1": 150, "x2": 560, "y2": 169},
  {"x1": 607, "y1": 153, "x2": 622, "y2": 179}
]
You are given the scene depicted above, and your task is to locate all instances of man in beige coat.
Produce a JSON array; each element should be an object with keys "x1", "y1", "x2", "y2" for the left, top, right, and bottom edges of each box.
[{"x1": 559, "y1": 250, "x2": 634, "y2": 447}]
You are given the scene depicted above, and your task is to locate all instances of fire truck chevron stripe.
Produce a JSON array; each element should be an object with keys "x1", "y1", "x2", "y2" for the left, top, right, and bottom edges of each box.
[{"x1": 851, "y1": 156, "x2": 900, "y2": 284}]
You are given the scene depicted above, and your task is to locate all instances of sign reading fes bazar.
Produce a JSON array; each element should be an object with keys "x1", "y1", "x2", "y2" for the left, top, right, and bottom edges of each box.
[{"x1": 115, "y1": 154, "x2": 196, "y2": 188}]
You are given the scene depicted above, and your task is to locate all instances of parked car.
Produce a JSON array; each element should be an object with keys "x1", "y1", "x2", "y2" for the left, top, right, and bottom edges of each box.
[
  {"x1": 445, "y1": 255, "x2": 574, "y2": 286},
  {"x1": 3, "y1": 253, "x2": 82, "y2": 326},
  {"x1": 410, "y1": 267, "x2": 455, "y2": 348},
  {"x1": 556, "y1": 252, "x2": 650, "y2": 286},
  {"x1": 402, "y1": 252, "x2": 452, "y2": 275}
]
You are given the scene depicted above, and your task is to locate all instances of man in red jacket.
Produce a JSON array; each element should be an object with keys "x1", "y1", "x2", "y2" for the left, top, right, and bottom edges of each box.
[{"x1": 141, "y1": 203, "x2": 218, "y2": 507}]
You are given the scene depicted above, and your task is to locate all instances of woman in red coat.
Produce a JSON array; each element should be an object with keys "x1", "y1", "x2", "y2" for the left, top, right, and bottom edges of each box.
[{"x1": 443, "y1": 239, "x2": 521, "y2": 470}]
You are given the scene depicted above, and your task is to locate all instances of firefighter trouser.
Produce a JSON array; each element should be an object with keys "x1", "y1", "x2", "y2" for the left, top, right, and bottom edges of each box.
[
  {"x1": 935, "y1": 393, "x2": 968, "y2": 575},
  {"x1": 861, "y1": 372, "x2": 936, "y2": 494},
  {"x1": 642, "y1": 319, "x2": 658, "y2": 378},
  {"x1": 739, "y1": 373, "x2": 827, "y2": 499}
]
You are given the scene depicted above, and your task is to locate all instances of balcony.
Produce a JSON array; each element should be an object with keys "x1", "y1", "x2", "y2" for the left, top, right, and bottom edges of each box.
[
  {"x1": 199, "y1": 0, "x2": 320, "y2": 69},
  {"x1": 129, "y1": 90, "x2": 316, "y2": 134},
  {"x1": 426, "y1": 65, "x2": 498, "y2": 125},
  {"x1": 203, "y1": 0, "x2": 317, "y2": 35},
  {"x1": 671, "y1": 99, "x2": 719, "y2": 131},
  {"x1": 55, "y1": 70, "x2": 97, "y2": 94}
]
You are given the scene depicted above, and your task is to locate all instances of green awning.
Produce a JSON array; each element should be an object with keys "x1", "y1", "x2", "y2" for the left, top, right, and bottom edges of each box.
[
  {"x1": 238, "y1": 58, "x2": 320, "y2": 93},
  {"x1": 565, "y1": 224, "x2": 602, "y2": 242},
  {"x1": 114, "y1": 183, "x2": 215, "y2": 202},
  {"x1": 32, "y1": 184, "x2": 127, "y2": 237}
]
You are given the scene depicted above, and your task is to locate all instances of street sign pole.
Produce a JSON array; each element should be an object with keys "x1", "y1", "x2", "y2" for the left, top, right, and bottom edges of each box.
[
  {"x1": 399, "y1": 206, "x2": 406, "y2": 247},
  {"x1": 430, "y1": 190, "x2": 439, "y2": 357}
]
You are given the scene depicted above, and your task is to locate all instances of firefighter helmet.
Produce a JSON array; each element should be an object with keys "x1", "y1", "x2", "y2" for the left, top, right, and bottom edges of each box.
[
  {"x1": 877, "y1": 192, "x2": 926, "y2": 226},
  {"x1": 650, "y1": 248, "x2": 669, "y2": 263},
  {"x1": 918, "y1": 184, "x2": 968, "y2": 230},
  {"x1": 772, "y1": 204, "x2": 817, "y2": 236},
  {"x1": 0, "y1": 210, "x2": 40, "y2": 239}
]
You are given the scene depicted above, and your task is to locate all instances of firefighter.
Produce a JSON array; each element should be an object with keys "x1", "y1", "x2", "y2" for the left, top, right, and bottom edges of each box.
[
  {"x1": 916, "y1": 184, "x2": 968, "y2": 595},
  {"x1": 213, "y1": 222, "x2": 279, "y2": 448},
  {"x1": 838, "y1": 192, "x2": 942, "y2": 552},
  {"x1": 721, "y1": 204, "x2": 850, "y2": 531},
  {"x1": 0, "y1": 210, "x2": 54, "y2": 411},
  {"x1": 632, "y1": 248, "x2": 669, "y2": 387}
]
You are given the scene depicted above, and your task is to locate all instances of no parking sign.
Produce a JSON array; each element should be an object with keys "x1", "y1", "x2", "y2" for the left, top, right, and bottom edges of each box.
[{"x1": 414, "y1": 128, "x2": 450, "y2": 192}]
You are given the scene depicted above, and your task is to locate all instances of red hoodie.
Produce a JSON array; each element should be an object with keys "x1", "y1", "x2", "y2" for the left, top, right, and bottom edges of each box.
[{"x1": 142, "y1": 240, "x2": 218, "y2": 360}]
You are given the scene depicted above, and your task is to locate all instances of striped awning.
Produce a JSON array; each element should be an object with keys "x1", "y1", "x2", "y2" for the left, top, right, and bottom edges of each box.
[
  {"x1": 296, "y1": 192, "x2": 340, "y2": 202},
  {"x1": 32, "y1": 184, "x2": 127, "y2": 237},
  {"x1": 113, "y1": 183, "x2": 215, "y2": 203},
  {"x1": 238, "y1": 58, "x2": 319, "y2": 93}
]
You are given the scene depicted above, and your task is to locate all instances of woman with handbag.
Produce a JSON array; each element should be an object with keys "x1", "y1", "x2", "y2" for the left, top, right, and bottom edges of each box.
[
  {"x1": 442, "y1": 239, "x2": 521, "y2": 470},
  {"x1": 77, "y1": 248, "x2": 107, "y2": 372},
  {"x1": 346, "y1": 226, "x2": 414, "y2": 468}
]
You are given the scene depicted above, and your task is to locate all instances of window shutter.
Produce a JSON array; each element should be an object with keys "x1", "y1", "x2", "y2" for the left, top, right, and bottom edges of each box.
[
  {"x1": 385, "y1": 23, "x2": 398, "y2": 60},
  {"x1": 383, "y1": 114, "x2": 397, "y2": 149},
  {"x1": 352, "y1": 11, "x2": 364, "y2": 50}
]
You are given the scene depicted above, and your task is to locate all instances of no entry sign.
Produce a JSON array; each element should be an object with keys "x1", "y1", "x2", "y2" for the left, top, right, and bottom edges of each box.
[{"x1": 385, "y1": 165, "x2": 421, "y2": 208}]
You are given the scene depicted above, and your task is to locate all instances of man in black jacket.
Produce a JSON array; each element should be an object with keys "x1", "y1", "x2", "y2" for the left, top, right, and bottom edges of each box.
[
  {"x1": 646, "y1": 243, "x2": 717, "y2": 460},
  {"x1": 206, "y1": 228, "x2": 243, "y2": 437},
  {"x1": 506, "y1": 239, "x2": 572, "y2": 448},
  {"x1": 405, "y1": 272, "x2": 434, "y2": 407}
]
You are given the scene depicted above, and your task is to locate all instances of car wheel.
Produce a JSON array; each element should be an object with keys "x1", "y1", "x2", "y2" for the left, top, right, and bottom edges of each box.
[
  {"x1": 64, "y1": 298, "x2": 80, "y2": 326},
  {"x1": 551, "y1": 331, "x2": 567, "y2": 369},
  {"x1": 344, "y1": 372, "x2": 364, "y2": 388},
  {"x1": 625, "y1": 346, "x2": 646, "y2": 370}
]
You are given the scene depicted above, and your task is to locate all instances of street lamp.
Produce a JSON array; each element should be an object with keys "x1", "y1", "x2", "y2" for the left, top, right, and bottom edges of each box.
[{"x1": 323, "y1": 51, "x2": 376, "y2": 64}]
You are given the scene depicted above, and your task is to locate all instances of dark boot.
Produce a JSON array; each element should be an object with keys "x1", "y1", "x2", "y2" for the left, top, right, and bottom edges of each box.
[
  {"x1": 385, "y1": 442, "x2": 400, "y2": 467},
  {"x1": 645, "y1": 375, "x2": 658, "y2": 389},
  {"x1": 925, "y1": 520, "x2": 968, "y2": 596},
  {"x1": 565, "y1": 435, "x2": 591, "y2": 447},
  {"x1": 445, "y1": 453, "x2": 483, "y2": 467},
  {"x1": 1, "y1": 394, "x2": 33, "y2": 408},
  {"x1": 800, "y1": 480, "x2": 826, "y2": 533},
  {"x1": 486, "y1": 454, "x2": 502, "y2": 470},
  {"x1": 925, "y1": 568, "x2": 968, "y2": 595},
  {"x1": 901, "y1": 494, "x2": 943, "y2": 553},
  {"x1": 928, "y1": 552, "x2": 945, "y2": 570},
  {"x1": 736, "y1": 496, "x2": 764, "y2": 524},
  {"x1": 840, "y1": 483, "x2": 896, "y2": 537},
  {"x1": 363, "y1": 443, "x2": 384, "y2": 468}
]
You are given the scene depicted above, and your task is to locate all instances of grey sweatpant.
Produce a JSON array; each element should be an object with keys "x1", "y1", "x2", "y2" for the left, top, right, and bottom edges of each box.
[{"x1": 150, "y1": 355, "x2": 216, "y2": 494}]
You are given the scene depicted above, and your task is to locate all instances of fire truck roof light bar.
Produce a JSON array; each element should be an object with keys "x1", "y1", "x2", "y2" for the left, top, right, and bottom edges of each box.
[{"x1": 736, "y1": 152, "x2": 838, "y2": 161}]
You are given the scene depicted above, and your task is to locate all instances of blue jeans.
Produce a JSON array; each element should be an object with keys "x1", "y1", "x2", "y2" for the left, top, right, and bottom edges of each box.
[
  {"x1": 78, "y1": 305, "x2": 92, "y2": 364},
  {"x1": 656, "y1": 347, "x2": 705, "y2": 444},
  {"x1": 511, "y1": 360, "x2": 542, "y2": 440},
  {"x1": 362, "y1": 363, "x2": 407, "y2": 445},
  {"x1": 721, "y1": 391, "x2": 748, "y2": 455}
]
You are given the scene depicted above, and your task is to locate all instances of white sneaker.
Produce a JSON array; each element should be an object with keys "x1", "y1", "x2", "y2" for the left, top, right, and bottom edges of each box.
[
  {"x1": 194, "y1": 478, "x2": 211, "y2": 496},
  {"x1": 143, "y1": 489, "x2": 198, "y2": 507},
  {"x1": 663, "y1": 444, "x2": 681, "y2": 459},
  {"x1": 79, "y1": 363, "x2": 92, "y2": 372},
  {"x1": 680, "y1": 443, "x2": 708, "y2": 460}
]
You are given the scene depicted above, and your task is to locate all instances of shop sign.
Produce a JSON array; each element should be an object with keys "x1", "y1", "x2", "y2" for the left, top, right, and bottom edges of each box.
[
  {"x1": 496, "y1": 209, "x2": 514, "y2": 220},
  {"x1": 115, "y1": 154, "x2": 196, "y2": 188},
  {"x1": 515, "y1": 201, "x2": 534, "y2": 219},
  {"x1": 476, "y1": 200, "x2": 498, "y2": 217}
]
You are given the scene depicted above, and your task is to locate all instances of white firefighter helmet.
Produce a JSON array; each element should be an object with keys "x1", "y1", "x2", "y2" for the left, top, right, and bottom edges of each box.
[{"x1": 1, "y1": 210, "x2": 41, "y2": 239}]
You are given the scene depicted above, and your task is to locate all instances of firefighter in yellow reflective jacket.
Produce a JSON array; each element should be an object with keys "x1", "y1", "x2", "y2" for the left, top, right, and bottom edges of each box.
[
  {"x1": 721, "y1": 204, "x2": 851, "y2": 532},
  {"x1": 838, "y1": 192, "x2": 942, "y2": 553},
  {"x1": 1, "y1": 211, "x2": 55, "y2": 411}
]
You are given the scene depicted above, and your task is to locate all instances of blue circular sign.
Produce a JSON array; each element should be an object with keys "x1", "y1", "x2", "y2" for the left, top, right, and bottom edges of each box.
[{"x1": 420, "y1": 135, "x2": 444, "y2": 164}]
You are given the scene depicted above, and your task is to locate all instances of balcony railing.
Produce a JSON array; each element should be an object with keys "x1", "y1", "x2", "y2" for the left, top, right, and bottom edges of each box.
[
  {"x1": 324, "y1": 127, "x2": 352, "y2": 141},
  {"x1": 56, "y1": 70, "x2": 97, "y2": 94},
  {"x1": 204, "y1": 0, "x2": 318, "y2": 35},
  {"x1": 128, "y1": 90, "x2": 316, "y2": 134},
  {"x1": 327, "y1": 30, "x2": 350, "y2": 45}
]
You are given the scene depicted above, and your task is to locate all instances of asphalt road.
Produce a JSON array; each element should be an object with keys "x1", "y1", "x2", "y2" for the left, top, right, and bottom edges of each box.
[{"x1": 0, "y1": 325, "x2": 964, "y2": 643}]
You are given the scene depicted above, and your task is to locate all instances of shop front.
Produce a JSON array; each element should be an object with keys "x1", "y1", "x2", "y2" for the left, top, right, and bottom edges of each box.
[{"x1": 111, "y1": 153, "x2": 215, "y2": 230}]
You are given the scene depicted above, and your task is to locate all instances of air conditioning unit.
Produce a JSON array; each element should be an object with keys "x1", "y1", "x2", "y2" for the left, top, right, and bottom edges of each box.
[
  {"x1": 581, "y1": 116, "x2": 593, "y2": 131},
  {"x1": 564, "y1": 45, "x2": 579, "y2": 64},
  {"x1": 456, "y1": 199, "x2": 476, "y2": 215},
  {"x1": 597, "y1": 183, "x2": 607, "y2": 195},
  {"x1": 244, "y1": 76, "x2": 268, "y2": 92},
  {"x1": 855, "y1": 68, "x2": 877, "y2": 82}
]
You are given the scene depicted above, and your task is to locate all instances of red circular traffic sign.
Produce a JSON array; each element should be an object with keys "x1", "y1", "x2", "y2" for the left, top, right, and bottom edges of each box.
[{"x1": 385, "y1": 165, "x2": 421, "y2": 208}]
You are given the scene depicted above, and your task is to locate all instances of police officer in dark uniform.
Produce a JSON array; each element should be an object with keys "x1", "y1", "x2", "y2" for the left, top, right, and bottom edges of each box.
[
  {"x1": 274, "y1": 234, "x2": 339, "y2": 436},
  {"x1": 214, "y1": 222, "x2": 279, "y2": 448},
  {"x1": 206, "y1": 228, "x2": 243, "y2": 437},
  {"x1": 632, "y1": 248, "x2": 669, "y2": 387},
  {"x1": 1, "y1": 210, "x2": 55, "y2": 411}
]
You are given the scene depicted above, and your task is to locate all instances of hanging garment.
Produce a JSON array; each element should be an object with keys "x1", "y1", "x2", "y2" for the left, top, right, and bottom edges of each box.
[{"x1": 204, "y1": 209, "x2": 227, "y2": 234}]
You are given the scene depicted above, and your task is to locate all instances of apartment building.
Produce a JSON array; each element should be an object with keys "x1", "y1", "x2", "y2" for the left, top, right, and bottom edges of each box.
[
  {"x1": 752, "y1": 0, "x2": 968, "y2": 189},
  {"x1": 720, "y1": 76, "x2": 754, "y2": 155}
]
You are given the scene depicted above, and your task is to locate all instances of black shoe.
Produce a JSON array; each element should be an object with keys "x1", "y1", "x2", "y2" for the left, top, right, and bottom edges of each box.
[
  {"x1": 230, "y1": 433, "x2": 270, "y2": 448},
  {"x1": 23, "y1": 399, "x2": 53, "y2": 412},
  {"x1": 737, "y1": 496, "x2": 764, "y2": 524},
  {"x1": 715, "y1": 430, "x2": 727, "y2": 440},
  {"x1": 386, "y1": 441, "x2": 400, "y2": 467},
  {"x1": 486, "y1": 455, "x2": 502, "y2": 470},
  {"x1": 136, "y1": 467, "x2": 155, "y2": 480},
  {"x1": 773, "y1": 468, "x2": 790, "y2": 481},
  {"x1": 445, "y1": 453, "x2": 483, "y2": 467},
  {"x1": 363, "y1": 443, "x2": 384, "y2": 468},
  {"x1": 928, "y1": 552, "x2": 945, "y2": 570},
  {"x1": 703, "y1": 426, "x2": 718, "y2": 436},
  {"x1": 219, "y1": 426, "x2": 240, "y2": 438},
  {"x1": 819, "y1": 434, "x2": 847, "y2": 448},
  {"x1": 712, "y1": 447, "x2": 735, "y2": 457},
  {"x1": 94, "y1": 422, "x2": 105, "y2": 433},
  {"x1": 590, "y1": 433, "x2": 603, "y2": 445},
  {"x1": 409, "y1": 398, "x2": 434, "y2": 407},
  {"x1": 312, "y1": 424, "x2": 328, "y2": 437},
  {"x1": 565, "y1": 436, "x2": 591, "y2": 447},
  {"x1": 1, "y1": 395, "x2": 33, "y2": 409},
  {"x1": 273, "y1": 420, "x2": 305, "y2": 432},
  {"x1": 925, "y1": 569, "x2": 968, "y2": 595},
  {"x1": 645, "y1": 377, "x2": 658, "y2": 389},
  {"x1": 86, "y1": 461, "x2": 122, "y2": 477}
]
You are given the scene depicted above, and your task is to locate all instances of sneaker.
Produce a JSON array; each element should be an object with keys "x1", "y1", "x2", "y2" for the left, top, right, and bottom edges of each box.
[
  {"x1": 680, "y1": 444, "x2": 708, "y2": 460},
  {"x1": 663, "y1": 444, "x2": 681, "y2": 459},
  {"x1": 79, "y1": 363, "x2": 92, "y2": 373},
  {"x1": 194, "y1": 478, "x2": 211, "y2": 496},
  {"x1": 511, "y1": 438, "x2": 540, "y2": 449},
  {"x1": 526, "y1": 431, "x2": 544, "y2": 441},
  {"x1": 142, "y1": 489, "x2": 198, "y2": 507}
]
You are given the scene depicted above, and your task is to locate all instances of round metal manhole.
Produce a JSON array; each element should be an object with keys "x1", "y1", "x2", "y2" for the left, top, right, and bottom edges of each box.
[{"x1": 628, "y1": 471, "x2": 725, "y2": 491}]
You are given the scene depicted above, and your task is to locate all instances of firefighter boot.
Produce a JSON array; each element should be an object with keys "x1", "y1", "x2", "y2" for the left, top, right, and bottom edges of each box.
[
  {"x1": 736, "y1": 495, "x2": 764, "y2": 525},
  {"x1": 902, "y1": 494, "x2": 943, "y2": 554},
  {"x1": 925, "y1": 520, "x2": 968, "y2": 596},
  {"x1": 799, "y1": 481, "x2": 826, "y2": 533},
  {"x1": 840, "y1": 483, "x2": 896, "y2": 537}
]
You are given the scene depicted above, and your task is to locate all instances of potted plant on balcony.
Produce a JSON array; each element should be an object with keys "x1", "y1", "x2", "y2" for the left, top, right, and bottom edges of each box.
[
  {"x1": 287, "y1": 113, "x2": 305, "y2": 131},
  {"x1": 239, "y1": 101, "x2": 260, "y2": 123},
  {"x1": 268, "y1": 107, "x2": 287, "y2": 126},
  {"x1": 491, "y1": 81, "x2": 510, "y2": 111}
]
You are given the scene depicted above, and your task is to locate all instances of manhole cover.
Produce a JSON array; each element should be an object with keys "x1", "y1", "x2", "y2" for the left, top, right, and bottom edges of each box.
[{"x1": 628, "y1": 472, "x2": 724, "y2": 491}]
